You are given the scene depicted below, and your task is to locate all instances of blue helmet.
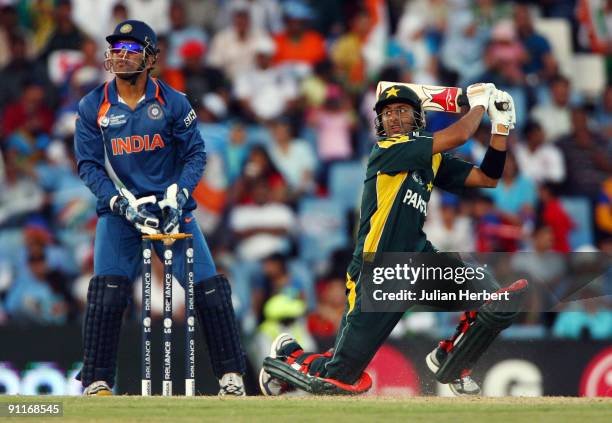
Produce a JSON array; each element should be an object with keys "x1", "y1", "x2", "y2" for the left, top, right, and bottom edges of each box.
[{"x1": 106, "y1": 20, "x2": 159, "y2": 56}]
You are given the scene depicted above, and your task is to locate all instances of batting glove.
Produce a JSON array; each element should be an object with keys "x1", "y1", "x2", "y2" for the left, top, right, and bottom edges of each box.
[
  {"x1": 466, "y1": 83, "x2": 496, "y2": 112},
  {"x1": 110, "y1": 188, "x2": 160, "y2": 235},
  {"x1": 488, "y1": 90, "x2": 516, "y2": 136},
  {"x1": 158, "y1": 183, "x2": 188, "y2": 234}
]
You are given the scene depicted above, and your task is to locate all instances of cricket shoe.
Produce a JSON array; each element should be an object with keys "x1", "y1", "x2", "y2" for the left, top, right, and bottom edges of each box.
[
  {"x1": 218, "y1": 372, "x2": 246, "y2": 396},
  {"x1": 259, "y1": 333, "x2": 300, "y2": 396},
  {"x1": 426, "y1": 347, "x2": 481, "y2": 396},
  {"x1": 83, "y1": 380, "x2": 112, "y2": 396}
]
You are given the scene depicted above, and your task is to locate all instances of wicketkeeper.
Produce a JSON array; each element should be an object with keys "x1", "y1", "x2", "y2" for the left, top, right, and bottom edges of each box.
[
  {"x1": 260, "y1": 83, "x2": 528, "y2": 396},
  {"x1": 74, "y1": 20, "x2": 246, "y2": 396}
]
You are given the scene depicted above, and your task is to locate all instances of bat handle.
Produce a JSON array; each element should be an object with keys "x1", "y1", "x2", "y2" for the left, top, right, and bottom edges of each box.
[
  {"x1": 457, "y1": 94, "x2": 510, "y2": 111},
  {"x1": 494, "y1": 101, "x2": 510, "y2": 111}
]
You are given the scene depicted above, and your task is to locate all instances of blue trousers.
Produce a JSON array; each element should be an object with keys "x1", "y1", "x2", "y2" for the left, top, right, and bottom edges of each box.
[{"x1": 93, "y1": 212, "x2": 216, "y2": 285}]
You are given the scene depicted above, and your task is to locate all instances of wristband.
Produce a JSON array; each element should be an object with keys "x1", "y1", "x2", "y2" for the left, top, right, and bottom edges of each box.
[{"x1": 480, "y1": 146, "x2": 506, "y2": 179}]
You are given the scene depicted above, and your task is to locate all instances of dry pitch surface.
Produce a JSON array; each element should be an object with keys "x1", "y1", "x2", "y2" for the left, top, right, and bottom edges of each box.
[{"x1": 0, "y1": 396, "x2": 610, "y2": 422}]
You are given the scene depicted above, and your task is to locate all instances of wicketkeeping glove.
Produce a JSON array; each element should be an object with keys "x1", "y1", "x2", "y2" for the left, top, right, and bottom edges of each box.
[
  {"x1": 158, "y1": 183, "x2": 189, "y2": 234},
  {"x1": 110, "y1": 188, "x2": 160, "y2": 235},
  {"x1": 466, "y1": 83, "x2": 496, "y2": 112},
  {"x1": 488, "y1": 89, "x2": 516, "y2": 135}
]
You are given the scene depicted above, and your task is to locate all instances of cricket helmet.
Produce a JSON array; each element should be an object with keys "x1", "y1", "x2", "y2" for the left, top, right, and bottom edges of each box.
[{"x1": 374, "y1": 84, "x2": 425, "y2": 136}]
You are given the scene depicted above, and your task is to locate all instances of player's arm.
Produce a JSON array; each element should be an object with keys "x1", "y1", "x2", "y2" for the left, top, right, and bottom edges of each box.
[
  {"x1": 465, "y1": 90, "x2": 516, "y2": 188},
  {"x1": 432, "y1": 83, "x2": 495, "y2": 154},
  {"x1": 174, "y1": 95, "x2": 206, "y2": 195},
  {"x1": 159, "y1": 95, "x2": 206, "y2": 234},
  {"x1": 74, "y1": 97, "x2": 119, "y2": 206}
]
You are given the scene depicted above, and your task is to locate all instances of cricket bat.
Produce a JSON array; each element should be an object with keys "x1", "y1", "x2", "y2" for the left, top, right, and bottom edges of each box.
[{"x1": 375, "y1": 81, "x2": 509, "y2": 113}]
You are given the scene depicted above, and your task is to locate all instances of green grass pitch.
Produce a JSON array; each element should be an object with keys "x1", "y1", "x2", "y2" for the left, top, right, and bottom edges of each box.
[{"x1": 1, "y1": 396, "x2": 610, "y2": 422}]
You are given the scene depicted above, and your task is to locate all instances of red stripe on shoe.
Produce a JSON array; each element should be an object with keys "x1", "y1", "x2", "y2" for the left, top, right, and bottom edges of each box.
[{"x1": 321, "y1": 372, "x2": 372, "y2": 394}]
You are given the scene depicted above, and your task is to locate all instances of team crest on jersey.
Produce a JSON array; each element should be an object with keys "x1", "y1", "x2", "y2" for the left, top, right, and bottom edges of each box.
[
  {"x1": 412, "y1": 172, "x2": 424, "y2": 186},
  {"x1": 99, "y1": 116, "x2": 110, "y2": 127},
  {"x1": 147, "y1": 104, "x2": 163, "y2": 120}
]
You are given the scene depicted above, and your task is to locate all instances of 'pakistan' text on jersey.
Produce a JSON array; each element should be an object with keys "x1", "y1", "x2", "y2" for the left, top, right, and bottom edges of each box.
[
  {"x1": 347, "y1": 132, "x2": 473, "y2": 279},
  {"x1": 74, "y1": 77, "x2": 204, "y2": 215}
]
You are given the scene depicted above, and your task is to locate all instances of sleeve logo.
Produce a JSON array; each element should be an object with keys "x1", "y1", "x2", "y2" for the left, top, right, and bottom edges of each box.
[{"x1": 183, "y1": 109, "x2": 196, "y2": 128}]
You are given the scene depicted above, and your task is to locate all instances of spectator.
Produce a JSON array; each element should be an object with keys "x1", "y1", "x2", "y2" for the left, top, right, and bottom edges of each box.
[
  {"x1": 425, "y1": 193, "x2": 475, "y2": 252},
  {"x1": 234, "y1": 37, "x2": 299, "y2": 121},
  {"x1": 4, "y1": 250, "x2": 71, "y2": 325},
  {"x1": 166, "y1": 0, "x2": 208, "y2": 69},
  {"x1": 37, "y1": 0, "x2": 85, "y2": 65},
  {"x1": 0, "y1": 5, "x2": 32, "y2": 67},
  {"x1": 207, "y1": 0, "x2": 272, "y2": 81},
  {"x1": 514, "y1": 120, "x2": 566, "y2": 184},
  {"x1": 1, "y1": 79, "x2": 54, "y2": 139},
  {"x1": 595, "y1": 84, "x2": 612, "y2": 140},
  {"x1": 307, "y1": 274, "x2": 346, "y2": 338},
  {"x1": 252, "y1": 254, "x2": 307, "y2": 321},
  {"x1": 557, "y1": 107, "x2": 611, "y2": 199},
  {"x1": 0, "y1": 33, "x2": 50, "y2": 110},
  {"x1": 486, "y1": 152, "x2": 537, "y2": 223},
  {"x1": 595, "y1": 177, "x2": 612, "y2": 240},
  {"x1": 178, "y1": 39, "x2": 227, "y2": 105},
  {"x1": 219, "y1": 0, "x2": 284, "y2": 34},
  {"x1": 273, "y1": 0, "x2": 326, "y2": 68},
  {"x1": 251, "y1": 293, "x2": 315, "y2": 365},
  {"x1": 0, "y1": 161, "x2": 44, "y2": 228},
  {"x1": 229, "y1": 177, "x2": 296, "y2": 261},
  {"x1": 266, "y1": 117, "x2": 317, "y2": 197},
  {"x1": 513, "y1": 3, "x2": 558, "y2": 84},
  {"x1": 331, "y1": 9, "x2": 371, "y2": 90},
  {"x1": 150, "y1": 35, "x2": 186, "y2": 91},
  {"x1": 230, "y1": 144, "x2": 288, "y2": 204},
  {"x1": 472, "y1": 193, "x2": 522, "y2": 253},
  {"x1": 440, "y1": 4, "x2": 488, "y2": 86},
  {"x1": 71, "y1": 0, "x2": 118, "y2": 49},
  {"x1": 307, "y1": 84, "x2": 356, "y2": 182},
  {"x1": 530, "y1": 75, "x2": 573, "y2": 143},
  {"x1": 537, "y1": 183, "x2": 574, "y2": 253},
  {"x1": 225, "y1": 122, "x2": 251, "y2": 185},
  {"x1": 511, "y1": 223, "x2": 568, "y2": 308},
  {"x1": 123, "y1": 0, "x2": 171, "y2": 34},
  {"x1": 486, "y1": 20, "x2": 528, "y2": 87}
]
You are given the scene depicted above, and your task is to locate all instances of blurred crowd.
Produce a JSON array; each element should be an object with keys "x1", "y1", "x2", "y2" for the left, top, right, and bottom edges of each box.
[{"x1": 0, "y1": 0, "x2": 611, "y2": 361}]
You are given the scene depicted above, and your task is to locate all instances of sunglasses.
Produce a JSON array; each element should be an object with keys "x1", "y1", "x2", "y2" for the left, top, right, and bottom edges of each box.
[{"x1": 111, "y1": 41, "x2": 144, "y2": 53}]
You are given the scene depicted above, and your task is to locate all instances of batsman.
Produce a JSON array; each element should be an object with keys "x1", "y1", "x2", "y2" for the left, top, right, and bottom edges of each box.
[
  {"x1": 74, "y1": 20, "x2": 246, "y2": 396},
  {"x1": 260, "y1": 83, "x2": 528, "y2": 396}
]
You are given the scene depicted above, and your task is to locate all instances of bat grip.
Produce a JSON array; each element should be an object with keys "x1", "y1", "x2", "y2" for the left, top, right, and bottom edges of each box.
[{"x1": 457, "y1": 94, "x2": 510, "y2": 111}]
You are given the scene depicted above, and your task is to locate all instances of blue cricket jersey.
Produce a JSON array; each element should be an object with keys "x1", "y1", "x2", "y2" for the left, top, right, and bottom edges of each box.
[{"x1": 74, "y1": 77, "x2": 205, "y2": 215}]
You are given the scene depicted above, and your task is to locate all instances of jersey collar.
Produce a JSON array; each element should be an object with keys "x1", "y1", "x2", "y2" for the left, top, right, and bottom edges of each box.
[{"x1": 107, "y1": 77, "x2": 165, "y2": 106}]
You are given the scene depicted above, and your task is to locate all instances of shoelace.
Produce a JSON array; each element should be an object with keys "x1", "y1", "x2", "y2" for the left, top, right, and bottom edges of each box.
[{"x1": 220, "y1": 382, "x2": 244, "y2": 395}]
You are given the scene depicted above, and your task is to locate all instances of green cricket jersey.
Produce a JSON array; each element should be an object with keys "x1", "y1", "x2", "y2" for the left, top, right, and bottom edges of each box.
[{"x1": 347, "y1": 131, "x2": 474, "y2": 279}]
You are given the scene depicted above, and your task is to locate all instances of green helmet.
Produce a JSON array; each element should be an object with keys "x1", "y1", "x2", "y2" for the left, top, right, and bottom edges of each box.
[{"x1": 373, "y1": 84, "x2": 425, "y2": 136}]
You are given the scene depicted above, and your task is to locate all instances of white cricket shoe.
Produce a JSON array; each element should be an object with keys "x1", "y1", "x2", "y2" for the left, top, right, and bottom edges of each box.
[
  {"x1": 426, "y1": 347, "x2": 481, "y2": 396},
  {"x1": 218, "y1": 372, "x2": 246, "y2": 396},
  {"x1": 83, "y1": 380, "x2": 112, "y2": 396},
  {"x1": 259, "y1": 333, "x2": 299, "y2": 396}
]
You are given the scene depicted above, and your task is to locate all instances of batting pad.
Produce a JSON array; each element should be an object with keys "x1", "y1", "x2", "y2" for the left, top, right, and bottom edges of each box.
[
  {"x1": 435, "y1": 279, "x2": 529, "y2": 383},
  {"x1": 80, "y1": 275, "x2": 131, "y2": 388},
  {"x1": 194, "y1": 275, "x2": 247, "y2": 378}
]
